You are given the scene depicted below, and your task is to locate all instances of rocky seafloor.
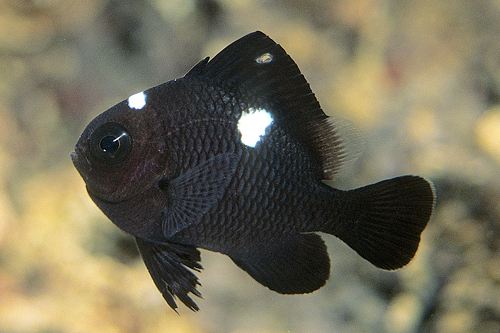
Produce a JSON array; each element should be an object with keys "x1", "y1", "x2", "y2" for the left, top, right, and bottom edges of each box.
[{"x1": 1, "y1": 0, "x2": 500, "y2": 332}]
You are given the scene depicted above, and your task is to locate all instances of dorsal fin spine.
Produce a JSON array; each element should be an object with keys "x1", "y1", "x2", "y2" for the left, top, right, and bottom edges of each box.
[{"x1": 188, "y1": 31, "x2": 359, "y2": 179}]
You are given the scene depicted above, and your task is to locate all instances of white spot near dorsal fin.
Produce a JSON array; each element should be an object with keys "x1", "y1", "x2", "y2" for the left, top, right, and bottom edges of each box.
[
  {"x1": 128, "y1": 91, "x2": 147, "y2": 110},
  {"x1": 237, "y1": 107, "x2": 273, "y2": 147},
  {"x1": 256, "y1": 53, "x2": 273, "y2": 64}
]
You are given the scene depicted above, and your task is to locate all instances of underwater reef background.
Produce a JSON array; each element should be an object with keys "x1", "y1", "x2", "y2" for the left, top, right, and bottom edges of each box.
[{"x1": 1, "y1": 0, "x2": 500, "y2": 332}]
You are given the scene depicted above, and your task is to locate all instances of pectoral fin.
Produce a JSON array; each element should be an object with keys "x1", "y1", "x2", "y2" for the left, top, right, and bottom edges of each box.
[{"x1": 161, "y1": 153, "x2": 238, "y2": 238}]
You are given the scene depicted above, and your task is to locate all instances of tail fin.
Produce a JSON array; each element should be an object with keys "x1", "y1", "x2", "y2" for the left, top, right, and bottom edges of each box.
[{"x1": 334, "y1": 176, "x2": 435, "y2": 270}]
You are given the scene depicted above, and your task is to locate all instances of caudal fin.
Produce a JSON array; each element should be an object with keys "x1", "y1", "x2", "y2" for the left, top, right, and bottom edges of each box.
[{"x1": 334, "y1": 175, "x2": 435, "y2": 270}]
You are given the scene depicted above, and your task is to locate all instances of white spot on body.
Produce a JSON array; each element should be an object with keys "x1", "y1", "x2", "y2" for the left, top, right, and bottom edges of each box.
[
  {"x1": 128, "y1": 91, "x2": 147, "y2": 110},
  {"x1": 237, "y1": 107, "x2": 273, "y2": 147},
  {"x1": 256, "y1": 53, "x2": 273, "y2": 64}
]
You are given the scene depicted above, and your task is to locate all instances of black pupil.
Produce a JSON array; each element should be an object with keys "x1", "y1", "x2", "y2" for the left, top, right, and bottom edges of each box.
[
  {"x1": 90, "y1": 122, "x2": 132, "y2": 164},
  {"x1": 100, "y1": 135, "x2": 121, "y2": 153}
]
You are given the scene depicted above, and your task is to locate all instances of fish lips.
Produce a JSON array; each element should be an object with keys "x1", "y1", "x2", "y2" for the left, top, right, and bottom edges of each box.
[
  {"x1": 71, "y1": 146, "x2": 92, "y2": 182},
  {"x1": 71, "y1": 146, "x2": 129, "y2": 203}
]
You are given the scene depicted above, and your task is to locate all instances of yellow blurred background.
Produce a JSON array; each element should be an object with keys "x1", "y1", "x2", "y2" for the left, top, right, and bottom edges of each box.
[{"x1": 1, "y1": 0, "x2": 500, "y2": 332}]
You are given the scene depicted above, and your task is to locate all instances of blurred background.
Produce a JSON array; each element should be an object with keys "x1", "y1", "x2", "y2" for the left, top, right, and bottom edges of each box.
[{"x1": 1, "y1": 0, "x2": 500, "y2": 332}]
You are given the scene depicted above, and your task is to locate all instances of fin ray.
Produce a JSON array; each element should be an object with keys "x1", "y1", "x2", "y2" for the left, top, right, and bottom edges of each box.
[
  {"x1": 162, "y1": 154, "x2": 238, "y2": 238},
  {"x1": 136, "y1": 238, "x2": 202, "y2": 312},
  {"x1": 190, "y1": 31, "x2": 359, "y2": 179},
  {"x1": 331, "y1": 175, "x2": 435, "y2": 269},
  {"x1": 230, "y1": 233, "x2": 330, "y2": 294}
]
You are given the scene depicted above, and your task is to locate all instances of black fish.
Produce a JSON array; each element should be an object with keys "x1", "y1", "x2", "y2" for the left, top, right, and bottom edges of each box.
[{"x1": 71, "y1": 31, "x2": 435, "y2": 312}]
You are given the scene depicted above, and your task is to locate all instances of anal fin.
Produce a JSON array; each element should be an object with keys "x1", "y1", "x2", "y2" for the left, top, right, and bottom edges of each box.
[{"x1": 230, "y1": 233, "x2": 330, "y2": 294}]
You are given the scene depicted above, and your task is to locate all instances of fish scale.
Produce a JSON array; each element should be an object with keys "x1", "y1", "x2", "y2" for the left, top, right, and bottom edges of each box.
[
  {"x1": 71, "y1": 31, "x2": 435, "y2": 311},
  {"x1": 189, "y1": 153, "x2": 316, "y2": 252}
]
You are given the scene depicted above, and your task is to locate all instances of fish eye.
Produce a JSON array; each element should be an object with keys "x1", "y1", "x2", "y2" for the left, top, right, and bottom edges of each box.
[{"x1": 90, "y1": 122, "x2": 133, "y2": 164}]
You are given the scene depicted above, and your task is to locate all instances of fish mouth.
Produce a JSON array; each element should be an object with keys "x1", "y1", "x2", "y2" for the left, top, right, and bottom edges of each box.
[
  {"x1": 71, "y1": 146, "x2": 148, "y2": 204},
  {"x1": 71, "y1": 151, "x2": 121, "y2": 203},
  {"x1": 70, "y1": 146, "x2": 98, "y2": 196},
  {"x1": 71, "y1": 146, "x2": 92, "y2": 172},
  {"x1": 70, "y1": 150, "x2": 77, "y2": 164}
]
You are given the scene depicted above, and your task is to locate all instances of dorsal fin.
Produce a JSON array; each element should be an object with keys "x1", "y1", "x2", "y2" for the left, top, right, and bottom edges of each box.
[{"x1": 186, "y1": 31, "x2": 359, "y2": 178}]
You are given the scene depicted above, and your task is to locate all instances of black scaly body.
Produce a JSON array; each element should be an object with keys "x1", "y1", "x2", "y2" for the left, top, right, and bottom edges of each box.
[{"x1": 71, "y1": 31, "x2": 435, "y2": 311}]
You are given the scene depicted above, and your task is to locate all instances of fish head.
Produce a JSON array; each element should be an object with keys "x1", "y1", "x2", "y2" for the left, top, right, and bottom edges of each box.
[{"x1": 71, "y1": 89, "x2": 171, "y2": 204}]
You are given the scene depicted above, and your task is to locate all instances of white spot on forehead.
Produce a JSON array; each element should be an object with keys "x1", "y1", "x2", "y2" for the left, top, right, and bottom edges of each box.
[
  {"x1": 237, "y1": 107, "x2": 273, "y2": 148},
  {"x1": 127, "y1": 91, "x2": 147, "y2": 110},
  {"x1": 256, "y1": 53, "x2": 273, "y2": 64}
]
